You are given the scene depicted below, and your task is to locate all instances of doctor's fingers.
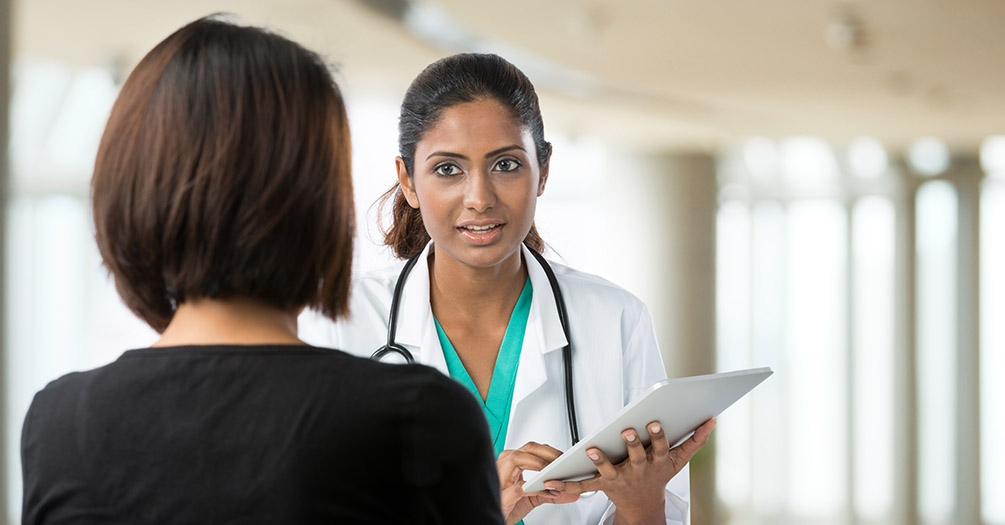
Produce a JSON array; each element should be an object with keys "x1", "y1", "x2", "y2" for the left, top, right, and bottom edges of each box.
[
  {"x1": 498, "y1": 442, "x2": 562, "y2": 470},
  {"x1": 497, "y1": 445, "x2": 563, "y2": 482},
  {"x1": 621, "y1": 428, "x2": 648, "y2": 467},
  {"x1": 538, "y1": 449, "x2": 614, "y2": 493},
  {"x1": 667, "y1": 418, "x2": 716, "y2": 472},
  {"x1": 498, "y1": 452, "x2": 548, "y2": 484},
  {"x1": 514, "y1": 441, "x2": 564, "y2": 461},
  {"x1": 585, "y1": 447, "x2": 620, "y2": 480},
  {"x1": 542, "y1": 474, "x2": 604, "y2": 495},
  {"x1": 501, "y1": 481, "x2": 559, "y2": 503},
  {"x1": 647, "y1": 421, "x2": 671, "y2": 461}
]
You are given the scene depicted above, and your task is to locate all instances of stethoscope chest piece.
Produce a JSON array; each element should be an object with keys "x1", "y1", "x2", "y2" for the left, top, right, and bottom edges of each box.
[{"x1": 370, "y1": 344, "x2": 413, "y2": 364}]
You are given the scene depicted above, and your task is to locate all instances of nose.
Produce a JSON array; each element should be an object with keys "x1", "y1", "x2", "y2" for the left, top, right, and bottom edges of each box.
[{"x1": 462, "y1": 170, "x2": 496, "y2": 213}]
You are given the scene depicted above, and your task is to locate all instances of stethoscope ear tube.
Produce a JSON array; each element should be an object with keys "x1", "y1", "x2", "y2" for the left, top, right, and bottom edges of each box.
[
  {"x1": 525, "y1": 245, "x2": 580, "y2": 445},
  {"x1": 372, "y1": 243, "x2": 580, "y2": 446},
  {"x1": 370, "y1": 250, "x2": 424, "y2": 363}
]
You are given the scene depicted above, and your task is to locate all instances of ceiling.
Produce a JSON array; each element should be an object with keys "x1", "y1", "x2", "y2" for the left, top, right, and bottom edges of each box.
[{"x1": 14, "y1": 0, "x2": 1005, "y2": 155}]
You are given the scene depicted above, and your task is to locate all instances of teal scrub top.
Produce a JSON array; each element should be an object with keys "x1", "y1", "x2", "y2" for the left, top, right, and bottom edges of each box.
[{"x1": 434, "y1": 277, "x2": 532, "y2": 458}]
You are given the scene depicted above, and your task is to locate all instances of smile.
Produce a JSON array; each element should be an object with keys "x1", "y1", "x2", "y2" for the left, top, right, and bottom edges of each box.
[
  {"x1": 461, "y1": 224, "x2": 500, "y2": 232},
  {"x1": 457, "y1": 222, "x2": 505, "y2": 245}
]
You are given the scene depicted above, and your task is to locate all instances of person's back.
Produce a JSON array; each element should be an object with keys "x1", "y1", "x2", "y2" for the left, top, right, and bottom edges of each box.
[
  {"x1": 20, "y1": 16, "x2": 503, "y2": 525},
  {"x1": 23, "y1": 346, "x2": 498, "y2": 524}
]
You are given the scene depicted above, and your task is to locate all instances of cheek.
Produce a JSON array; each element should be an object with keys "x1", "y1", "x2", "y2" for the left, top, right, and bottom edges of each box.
[
  {"x1": 510, "y1": 183, "x2": 539, "y2": 222},
  {"x1": 524, "y1": 197, "x2": 539, "y2": 223},
  {"x1": 413, "y1": 185, "x2": 452, "y2": 229}
]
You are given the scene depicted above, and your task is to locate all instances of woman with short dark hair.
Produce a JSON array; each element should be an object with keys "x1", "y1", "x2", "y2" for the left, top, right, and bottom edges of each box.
[{"x1": 21, "y1": 17, "x2": 503, "y2": 524}]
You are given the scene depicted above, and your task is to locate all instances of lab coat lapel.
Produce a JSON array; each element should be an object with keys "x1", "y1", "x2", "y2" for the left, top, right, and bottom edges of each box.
[
  {"x1": 511, "y1": 245, "x2": 569, "y2": 409},
  {"x1": 393, "y1": 243, "x2": 567, "y2": 396},
  {"x1": 392, "y1": 243, "x2": 449, "y2": 375}
]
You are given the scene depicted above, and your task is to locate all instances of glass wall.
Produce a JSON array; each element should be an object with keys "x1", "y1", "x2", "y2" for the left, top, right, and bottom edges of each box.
[
  {"x1": 915, "y1": 181, "x2": 958, "y2": 525},
  {"x1": 850, "y1": 196, "x2": 895, "y2": 522},
  {"x1": 715, "y1": 136, "x2": 996, "y2": 524}
]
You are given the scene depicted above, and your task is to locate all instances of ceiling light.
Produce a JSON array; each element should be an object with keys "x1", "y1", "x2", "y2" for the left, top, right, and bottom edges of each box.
[{"x1": 825, "y1": 11, "x2": 866, "y2": 52}]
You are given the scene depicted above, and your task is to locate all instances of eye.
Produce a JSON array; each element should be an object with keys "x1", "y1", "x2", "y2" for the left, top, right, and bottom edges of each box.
[
  {"x1": 434, "y1": 163, "x2": 461, "y2": 177},
  {"x1": 494, "y1": 158, "x2": 521, "y2": 172}
]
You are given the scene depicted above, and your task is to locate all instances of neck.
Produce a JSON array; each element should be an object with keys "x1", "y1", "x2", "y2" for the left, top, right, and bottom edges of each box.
[
  {"x1": 153, "y1": 296, "x2": 303, "y2": 348},
  {"x1": 429, "y1": 246, "x2": 526, "y2": 323}
]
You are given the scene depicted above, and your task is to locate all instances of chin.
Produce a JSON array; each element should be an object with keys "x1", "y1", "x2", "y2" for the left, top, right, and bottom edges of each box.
[{"x1": 442, "y1": 242, "x2": 522, "y2": 269}]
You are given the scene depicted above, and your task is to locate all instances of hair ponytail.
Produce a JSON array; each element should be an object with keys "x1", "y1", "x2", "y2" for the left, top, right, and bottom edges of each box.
[
  {"x1": 384, "y1": 53, "x2": 551, "y2": 259},
  {"x1": 378, "y1": 182, "x2": 429, "y2": 259}
]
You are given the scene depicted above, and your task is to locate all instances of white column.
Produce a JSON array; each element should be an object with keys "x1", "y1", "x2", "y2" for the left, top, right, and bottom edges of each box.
[
  {"x1": 614, "y1": 150, "x2": 718, "y2": 523},
  {"x1": 614, "y1": 151, "x2": 718, "y2": 377}
]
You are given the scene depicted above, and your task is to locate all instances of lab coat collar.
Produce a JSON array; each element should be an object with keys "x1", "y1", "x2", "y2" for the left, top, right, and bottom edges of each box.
[
  {"x1": 521, "y1": 243, "x2": 569, "y2": 355},
  {"x1": 392, "y1": 242, "x2": 569, "y2": 379},
  {"x1": 510, "y1": 244, "x2": 570, "y2": 411}
]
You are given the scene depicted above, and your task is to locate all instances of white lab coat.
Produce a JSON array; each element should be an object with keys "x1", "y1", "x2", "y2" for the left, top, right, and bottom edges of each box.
[{"x1": 299, "y1": 243, "x2": 691, "y2": 525}]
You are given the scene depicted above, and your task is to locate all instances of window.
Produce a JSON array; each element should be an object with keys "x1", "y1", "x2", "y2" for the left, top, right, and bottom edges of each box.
[
  {"x1": 980, "y1": 136, "x2": 1005, "y2": 524},
  {"x1": 716, "y1": 136, "x2": 990, "y2": 524}
]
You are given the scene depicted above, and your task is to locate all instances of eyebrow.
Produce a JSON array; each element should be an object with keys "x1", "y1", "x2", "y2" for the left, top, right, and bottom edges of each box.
[{"x1": 425, "y1": 145, "x2": 526, "y2": 161}]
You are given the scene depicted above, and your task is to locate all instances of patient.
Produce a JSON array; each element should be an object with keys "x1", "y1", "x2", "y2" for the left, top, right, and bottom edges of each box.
[{"x1": 20, "y1": 16, "x2": 503, "y2": 524}]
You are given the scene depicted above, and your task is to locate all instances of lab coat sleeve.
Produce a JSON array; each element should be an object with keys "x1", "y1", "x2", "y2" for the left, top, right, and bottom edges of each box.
[
  {"x1": 298, "y1": 308, "x2": 341, "y2": 349},
  {"x1": 595, "y1": 303, "x2": 692, "y2": 525},
  {"x1": 621, "y1": 303, "x2": 670, "y2": 403}
]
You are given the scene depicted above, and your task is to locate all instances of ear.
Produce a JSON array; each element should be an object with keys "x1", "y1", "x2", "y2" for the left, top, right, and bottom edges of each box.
[
  {"x1": 396, "y1": 157, "x2": 420, "y2": 209},
  {"x1": 537, "y1": 146, "x2": 553, "y2": 197}
]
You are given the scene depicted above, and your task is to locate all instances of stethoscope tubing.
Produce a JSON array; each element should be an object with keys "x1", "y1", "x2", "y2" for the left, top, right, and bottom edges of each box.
[
  {"x1": 371, "y1": 243, "x2": 580, "y2": 445},
  {"x1": 370, "y1": 251, "x2": 423, "y2": 363},
  {"x1": 525, "y1": 245, "x2": 580, "y2": 445}
]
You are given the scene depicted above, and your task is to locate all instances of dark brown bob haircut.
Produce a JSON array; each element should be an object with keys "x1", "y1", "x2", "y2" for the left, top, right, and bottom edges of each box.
[{"x1": 92, "y1": 15, "x2": 354, "y2": 333}]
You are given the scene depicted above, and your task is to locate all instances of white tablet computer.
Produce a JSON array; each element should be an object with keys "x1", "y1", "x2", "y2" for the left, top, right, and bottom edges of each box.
[{"x1": 522, "y1": 367, "x2": 772, "y2": 493}]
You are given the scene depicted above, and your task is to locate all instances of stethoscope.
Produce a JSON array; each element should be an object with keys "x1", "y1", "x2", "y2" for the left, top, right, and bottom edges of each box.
[{"x1": 371, "y1": 243, "x2": 581, "y2": 446}]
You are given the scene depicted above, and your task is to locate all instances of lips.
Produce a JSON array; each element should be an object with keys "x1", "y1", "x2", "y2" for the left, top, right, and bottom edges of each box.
[
  {"x1": 461, "y1": 224, "x2": 500, "y2": 232},
  {"x1": 457, "y1": 221, "x2": 505, "y2": 245}
]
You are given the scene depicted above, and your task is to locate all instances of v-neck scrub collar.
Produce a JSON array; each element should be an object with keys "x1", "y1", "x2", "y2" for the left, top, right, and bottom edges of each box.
[{"x1": 434, "y1": 277, "x2": 533, "y2": 457}]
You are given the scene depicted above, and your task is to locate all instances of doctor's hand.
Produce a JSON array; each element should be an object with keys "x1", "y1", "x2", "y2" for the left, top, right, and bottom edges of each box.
[
  {"x1": 497, "y1": 441, "x2": 580, "y2": 525},
  {"x1": 543, "y1": 418, "x2": 716, "y2": 525}
]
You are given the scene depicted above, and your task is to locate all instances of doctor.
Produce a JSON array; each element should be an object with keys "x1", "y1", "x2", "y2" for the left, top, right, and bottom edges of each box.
[{"x1": 301, "y1": 53, "x2": 714, "y2": 525}]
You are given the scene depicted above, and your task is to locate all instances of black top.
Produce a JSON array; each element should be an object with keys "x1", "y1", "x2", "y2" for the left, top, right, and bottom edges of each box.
[{"x1": 21, "y1": 345, "x2": 503, "y2": 524}]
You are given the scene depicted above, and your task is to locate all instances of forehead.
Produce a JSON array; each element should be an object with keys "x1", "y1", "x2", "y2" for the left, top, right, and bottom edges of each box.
[{"x1": 417, "y1": 99, "x2": 534, "y2": 155}]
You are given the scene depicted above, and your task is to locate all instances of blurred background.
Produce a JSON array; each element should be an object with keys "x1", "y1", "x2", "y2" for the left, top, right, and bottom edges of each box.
[{"x1": 2, "y1": 0, "x2": 1003, "y2": 523}]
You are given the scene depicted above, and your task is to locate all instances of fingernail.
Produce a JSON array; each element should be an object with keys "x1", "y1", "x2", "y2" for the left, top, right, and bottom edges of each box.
[
  {"x1": 624, "y1": 431, "x2": 636, "y2": 442},
  {"x1": 650, "y1": 423, "x2": 661, "y2": 434},
  {"x1": 544, "y1": 482, "x2": 561, "y2": 490},
  {"x1": 547, "y1": 489, "x2": 561, "y2": 496},
  {"x1": 587, "y1": 450, "x2": 600, "y2": 461}
]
